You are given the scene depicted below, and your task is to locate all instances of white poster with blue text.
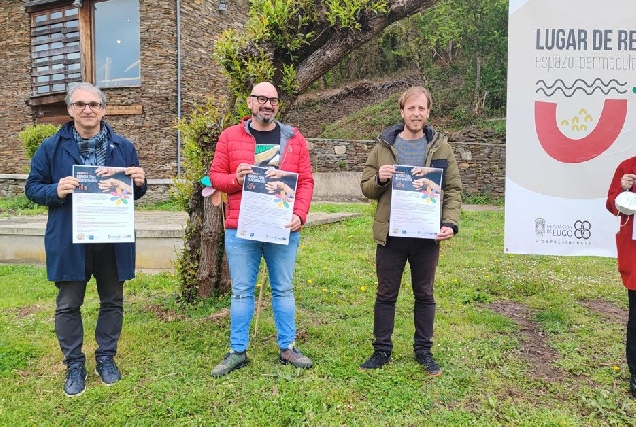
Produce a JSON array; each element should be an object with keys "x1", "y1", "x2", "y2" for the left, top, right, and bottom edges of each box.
[{"x1": 504, "y1": 0, "x2": 636, "y2": 257}]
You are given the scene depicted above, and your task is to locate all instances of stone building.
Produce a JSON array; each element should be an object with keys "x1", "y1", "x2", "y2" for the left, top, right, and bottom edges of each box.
[{"x1": 0, "y1": 0, "x2": 249, "y2": 179}]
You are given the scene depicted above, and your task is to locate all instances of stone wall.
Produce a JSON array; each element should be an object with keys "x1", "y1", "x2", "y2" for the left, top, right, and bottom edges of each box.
[
  {"x1": 307, "y1": 136, "x2": 506, "y2": 199},
  {"x1": 0, "y1": 4, "x2": 33, "y2": 175},
  {"x1": 2, "y1": 136, "x2": 507, "y2": 201},
  {"x1": 0, "y1": 175, "x2": 29, "y2": 199},
  {"x1": 0, "y1": 0, "x2": 249, "y2": 178},
  {"x1": 1, "y1": 174, "x2": 174, "y2": 206}
]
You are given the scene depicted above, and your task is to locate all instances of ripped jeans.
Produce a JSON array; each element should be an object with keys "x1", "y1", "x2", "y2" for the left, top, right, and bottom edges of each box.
[{"x1": 224, "y1": 229, "x2": 300, "y2": 352}]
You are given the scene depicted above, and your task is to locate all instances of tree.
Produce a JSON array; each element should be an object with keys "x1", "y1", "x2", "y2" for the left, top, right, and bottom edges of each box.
[
  {"x1": 176, "y1": 0, "x2": 440, "y2": 300},
  {"x1": 407, "y1": 0, "x2": 508, "y2": 115},
  {"x1": 449, "y1": 0, "x2": 507, "y2": 114},
  {"x1": 175, "y1": 103, "x2": 233, "y2": 302},
  {"x1": 214, "y1": 0, "x2": 440, "y2": 111}
]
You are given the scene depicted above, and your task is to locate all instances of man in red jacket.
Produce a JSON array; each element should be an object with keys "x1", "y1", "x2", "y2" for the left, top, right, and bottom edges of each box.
[{"x1": 209, "y1": 82, "x2": 314, "y2": 376}]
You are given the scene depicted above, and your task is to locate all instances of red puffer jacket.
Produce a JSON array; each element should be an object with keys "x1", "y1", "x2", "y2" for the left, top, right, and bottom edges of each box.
[{"x1": 210, "y1": 117, "x2": 314, "y2": 229}]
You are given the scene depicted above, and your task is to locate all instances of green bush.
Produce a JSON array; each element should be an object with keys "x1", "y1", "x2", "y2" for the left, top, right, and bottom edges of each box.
[{"x1": 18, "y1": 124, "x2": 60, "y2": 159}]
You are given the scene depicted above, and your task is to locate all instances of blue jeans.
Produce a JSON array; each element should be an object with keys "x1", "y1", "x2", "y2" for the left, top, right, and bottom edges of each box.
[{"x1": 224, "y1": 229, "x2": 300, "y2": 352}]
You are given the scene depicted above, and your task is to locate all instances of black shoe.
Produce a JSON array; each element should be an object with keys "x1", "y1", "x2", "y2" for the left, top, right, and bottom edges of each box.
[
  {"x1": 64, "y1": 362, "x2": 87, "y2": 397},
  {"x1": 95, "y1": 357, "x2": 122, "y2": 385},
  {"x1": 415, "y1": 351, "x2": 442, "y2": 376},
  {"x1": 631, "y1": 373, "x2": 636, "y2": 397},
  {"x1": 360, "y1": 351, "x2": 391, "y2": 370}
]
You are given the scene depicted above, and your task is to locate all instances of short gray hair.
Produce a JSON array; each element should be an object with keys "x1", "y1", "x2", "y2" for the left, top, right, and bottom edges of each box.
[{"x1": 65, "y1": 82, "x2": 107, "y2": 107}]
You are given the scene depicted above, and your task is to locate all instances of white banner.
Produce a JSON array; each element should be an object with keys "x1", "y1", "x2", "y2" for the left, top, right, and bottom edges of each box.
[{"x1": 504, "y1": 0, "x2": 636, "y2": 256}]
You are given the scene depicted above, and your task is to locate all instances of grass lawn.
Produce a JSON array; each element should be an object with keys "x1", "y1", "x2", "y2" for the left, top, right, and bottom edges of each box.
[{"x1": 0, "y1": 203, "x2": 634, "y2": 425}]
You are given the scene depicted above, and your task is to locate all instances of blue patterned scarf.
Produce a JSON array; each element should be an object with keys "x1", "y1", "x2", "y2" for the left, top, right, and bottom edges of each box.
[{"x1": 73, "y1": 123, "x2": 108, "y2": 166}]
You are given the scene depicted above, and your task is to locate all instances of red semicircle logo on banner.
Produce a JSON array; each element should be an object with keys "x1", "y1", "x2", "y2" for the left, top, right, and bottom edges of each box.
[{"x1": 534, "y1": 99, "x2": 627, "y2": 163}]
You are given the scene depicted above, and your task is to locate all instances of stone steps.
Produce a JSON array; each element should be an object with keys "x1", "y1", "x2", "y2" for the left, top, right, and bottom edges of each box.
[{"x1": 0, "y1": 211, "x2": 361, "y2": 273}]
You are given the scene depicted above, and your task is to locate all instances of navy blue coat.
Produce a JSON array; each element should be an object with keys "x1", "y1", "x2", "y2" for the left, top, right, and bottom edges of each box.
[{"x1": 25, "y1": 121, "x2": 147, "y2": 282}]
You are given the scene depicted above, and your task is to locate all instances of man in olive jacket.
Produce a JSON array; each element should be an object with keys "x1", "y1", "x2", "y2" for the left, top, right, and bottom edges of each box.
[{"x1": 359, "y1": 86, "x2": 462, "y2": 375}]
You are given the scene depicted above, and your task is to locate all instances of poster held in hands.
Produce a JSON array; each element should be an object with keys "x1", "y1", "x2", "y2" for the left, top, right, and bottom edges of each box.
[
  {"x1": 389, "y1": 165, "x2": 443, "y2": 239},
  {"x1": 237, "y1": 166, "x2": 298, "y2": 245},
  {"x1": 72, "y1": 165, "x2": 135, "y2": 243}
]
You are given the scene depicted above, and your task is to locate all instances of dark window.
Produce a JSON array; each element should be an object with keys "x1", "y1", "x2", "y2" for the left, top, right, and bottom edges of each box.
[{"x1": 30, "y1": 6, "x2": 81, "y2": 95}]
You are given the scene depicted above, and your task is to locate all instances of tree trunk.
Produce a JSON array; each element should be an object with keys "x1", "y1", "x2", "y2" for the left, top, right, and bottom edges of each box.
[
  {"x1": 197, "y1": 195, "x2": 231, "y2": 298},
  {"x1": 473, "y1": 52, "x2": 482, "y2": 114},
  {"x1": 178, "y1": 176, "x2": 230, "y2": 302}
]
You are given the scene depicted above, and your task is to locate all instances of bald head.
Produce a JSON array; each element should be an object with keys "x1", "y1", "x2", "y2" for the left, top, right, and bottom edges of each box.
[
  {"x1": 252, "y1": 82, "x2": 277, "y2": 95},
  {"x1": 247, "y1": 81, "x2": 280, "y2": 130}
]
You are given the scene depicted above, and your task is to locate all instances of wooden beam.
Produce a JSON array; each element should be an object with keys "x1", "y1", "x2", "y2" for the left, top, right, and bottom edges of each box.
[
  {"x1": 28, "y1": 93, "x2": 67, "y2": 106},
  {"x1": 36, "y1": 115, "x2": 70, "y2": 125},
  {"x1": 106, "y1": 105, "x2": 143, "y2": 116},
  {"x1": 79, "y1": 2, "x2": 93, "y2": 83}
]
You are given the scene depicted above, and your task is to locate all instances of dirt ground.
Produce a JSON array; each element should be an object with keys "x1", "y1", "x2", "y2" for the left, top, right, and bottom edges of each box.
[{"x1": 487, "y1": 299, "x2": 627, "y2": 384}]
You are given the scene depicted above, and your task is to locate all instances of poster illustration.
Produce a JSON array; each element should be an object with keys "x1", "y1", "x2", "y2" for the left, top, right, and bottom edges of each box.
[
  {"x1": 72, "y1": 165, "x2": 135, "y2": 243},
  {"x1": 389, "y1": 165, "x2": 443, "y2": 239},
  {"x1": 237, "y1": 166, "x2": 298, "y2": 244}
]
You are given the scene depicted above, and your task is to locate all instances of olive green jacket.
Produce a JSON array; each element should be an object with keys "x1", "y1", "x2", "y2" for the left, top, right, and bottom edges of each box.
[{"x1": 360, "y1": 124, "x2": 463, "y2": 245}]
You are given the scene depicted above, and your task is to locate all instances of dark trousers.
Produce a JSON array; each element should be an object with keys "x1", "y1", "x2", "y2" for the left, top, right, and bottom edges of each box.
[
  {"x1": 628, "y1": 290, "x2": 636, "y2": 373},
  {"x1": 373, "y1": 236, "x2": 440, "y2": 354},
  {"x1": 55, "y1": 244, "x2": 124, "y2": 365}
]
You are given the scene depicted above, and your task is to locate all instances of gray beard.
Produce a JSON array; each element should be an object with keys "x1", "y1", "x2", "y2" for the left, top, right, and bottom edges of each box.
[{"x1": 254, "y1": 111, "x2": 276, "y2": 124}]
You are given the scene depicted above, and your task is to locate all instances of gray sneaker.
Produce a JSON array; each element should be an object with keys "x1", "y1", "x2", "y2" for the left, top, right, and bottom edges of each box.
[
  {"x1": 211, "y1": 351, "x2": 249, "y2": 377},
  {"x1": 279, "y1": 346, "x2": 313, "y2": 368}
]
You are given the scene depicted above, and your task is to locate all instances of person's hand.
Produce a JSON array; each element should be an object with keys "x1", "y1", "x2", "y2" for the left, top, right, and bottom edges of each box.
[
  {"x1": 125, "y1": 166, "x2": 145, "y2": 187},
  {"x1": 435, "y1": 226, "x2": 455, "y2": 242},
  {"x1": 285, "y1": 214, "x2": 303, "y2": 232},
  {"x1": 57, "y1": 176, "x2": 79, "y2": 198},
  {"x1": 95, "y1": 167, "x2": 116, "y2": 177},
  {"x1": 265, "y1": 181, "x2": 295, "y2": 196},
  {"x1": 413, "y1": 178, "x2": 425, "y2": 190},
  {"x1": 411, "y1": 167, "x2": 434, "y2": 177},
  {"x1": 377, "y1": 165, "x2": 396, "y2": 184},
  {"x1": 622, "y1": 173, "x2": 636, "y2": 191},
  {"x1": 98, "y1": 178, "x2": 113, "y2": 191},
  {"x1": 265, "y1": 181, "x2": 283, "y2": 193},
  {"x1": 235, "y1": 163, "x2": 253, "y2": 185},
  {"x1": 99, "y1": 178, "x2": 133, "y2": 193},
  {"x1": 265, "y1": 169, "x2": 290, "y2": 179},
  {"x1": 413, "y1": 177, "x2": 441, "y2": 193}
]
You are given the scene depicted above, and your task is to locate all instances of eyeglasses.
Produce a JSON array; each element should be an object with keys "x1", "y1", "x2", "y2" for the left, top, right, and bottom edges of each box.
[
  {"x1": 71, "y1": 101, "x2": 103, "y2": 111},
  {"x1": 249, "y1": 95, "x2": 279, "y2": 106}
]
